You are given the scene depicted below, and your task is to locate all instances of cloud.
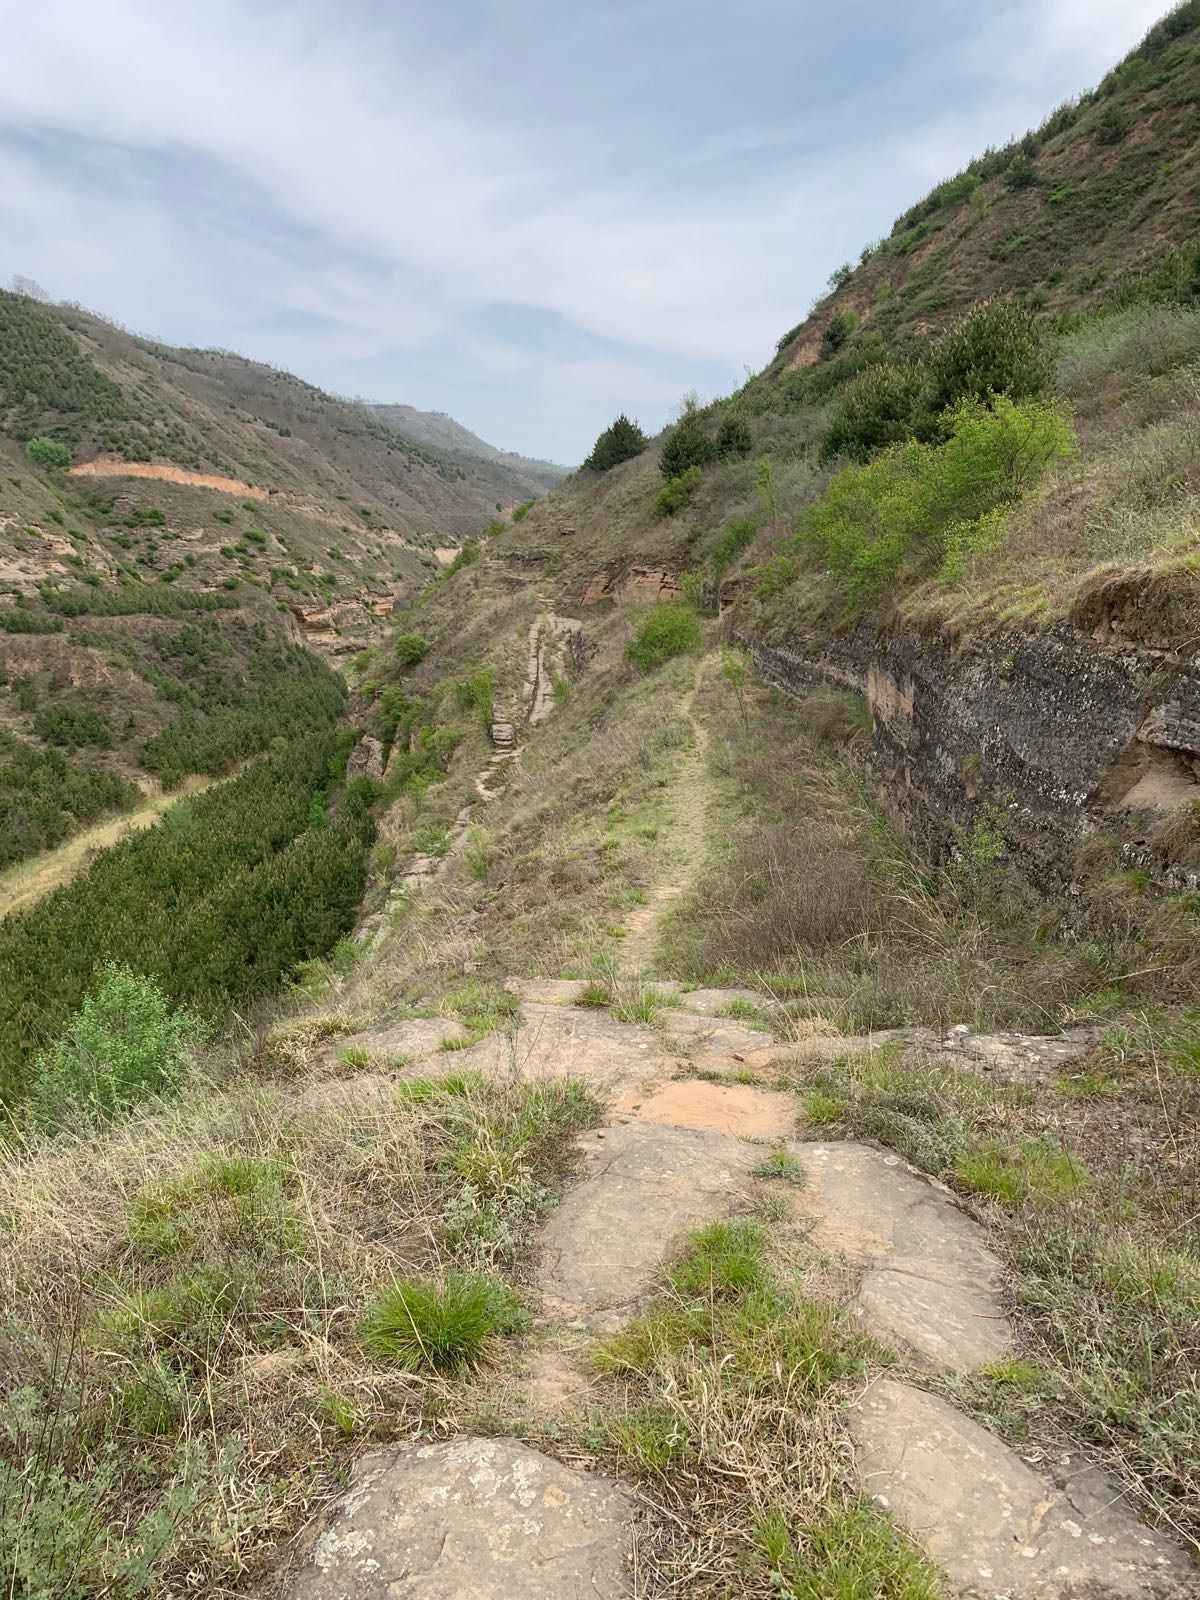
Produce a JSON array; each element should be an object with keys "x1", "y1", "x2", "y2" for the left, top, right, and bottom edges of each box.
[{"x1": 0, "y1": 0, "x2": 1169, "y2": 459}]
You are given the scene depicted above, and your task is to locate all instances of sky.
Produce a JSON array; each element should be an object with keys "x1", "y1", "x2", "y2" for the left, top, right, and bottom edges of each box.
[{"x1": 0, "y1": 0, "x2": 1170, "y2": 463}]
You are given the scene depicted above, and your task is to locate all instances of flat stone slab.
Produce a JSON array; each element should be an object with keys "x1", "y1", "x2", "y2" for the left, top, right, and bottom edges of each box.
[
  {"x1": 288, "y1": 1437, "x2": 632, "y2": 1598},
  {"x1": 852, "y1": 1380, "x2": 1194, "y2": 1599},
  {"x1": 331, "y1": 1016, "x2": 469, "y2": 1063},
  {"x1": 673, "y1": 986, "x2": 776, "y2": 1018},
  {"x1": 503, "y1": 978, "x2": 589, "y2": 1005},
  {"x1": 538, "y1": 1119, "x2": 759, "y2": 1330},
  {"x1": 613, "y1": 1079, "x2": 794, "y2": 1139},
  {"x1": 431, "y1": 1003, "x2": 669, "y2": 1092},
  {"x1": 789, "y1": 1142, "x2": 1012, "y2": 1371}
]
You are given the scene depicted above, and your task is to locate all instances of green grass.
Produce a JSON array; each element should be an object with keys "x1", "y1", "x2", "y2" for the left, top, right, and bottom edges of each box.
[
  {"x1": 358, "y1": 1270, "x2": 526, "y2": 1372},
  {"x1": 754, "y1": 1148, "x2": 805, "y2": 1184},
  {"x1": 751, "y1": 1500, "x2": 943, "y2": 1600},
  {"x1": 955, "y1": 1139, "x2": 1090, "y2": 1205}
]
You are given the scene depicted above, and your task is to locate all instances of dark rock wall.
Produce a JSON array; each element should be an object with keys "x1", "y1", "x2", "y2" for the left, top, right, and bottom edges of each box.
[{"x1": 739, "y1": 619, "x2": 1200, "y2": 891}]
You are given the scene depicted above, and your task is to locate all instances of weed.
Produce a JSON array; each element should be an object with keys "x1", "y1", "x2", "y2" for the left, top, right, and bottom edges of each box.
[
  {"x1": 358, "y1": 1270, "x2": 526, "y2": 1372},
  {"x1": 754, "y1": 1148, "x2": 805, "y2": 1184}
]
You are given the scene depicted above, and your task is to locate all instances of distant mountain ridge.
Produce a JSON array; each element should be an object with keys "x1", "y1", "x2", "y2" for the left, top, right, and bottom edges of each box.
[{"x1": 371, "y1": 404, "x2": 569, "y2": 498}]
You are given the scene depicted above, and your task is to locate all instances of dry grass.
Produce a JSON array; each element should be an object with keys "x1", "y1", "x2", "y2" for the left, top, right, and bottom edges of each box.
[{"x1": 0, "y1": 1064, "x2": 598, "y2": 1594}]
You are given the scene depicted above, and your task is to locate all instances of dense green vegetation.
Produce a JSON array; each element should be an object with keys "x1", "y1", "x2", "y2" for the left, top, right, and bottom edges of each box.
[
  {"x1": 626, "y1": 601, "x2": 703, "y2": 671},
  {"x1": 0, "y1": 290, "x2": 127, "y2": 444},
  {"x1": 0, "y1": 729, "x2": 373, "y2": 1103},
  {"x1": 139, "y1": 635, "x2": 347, "y2": 786},
  {"x1": 0, "y1": 730, "x2": 140, "y2": 869}
]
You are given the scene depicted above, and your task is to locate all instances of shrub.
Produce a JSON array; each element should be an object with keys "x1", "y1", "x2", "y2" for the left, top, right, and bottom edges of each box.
[
  {"x1": 654, "y1": 465, "x2": 702, "y2": 517},
  {"x1": 927, "y1": 300, "x2": 1053, "y2": 415},
  {"x1": 626, "y1": 600, "x2": 703, "y2": 672},
  {"x1": 1005, "y1": 151, "x2": 1039, "y2": 189},
  {"x1": 820, "y1": 361, "x2": 931, "y2": 462},
  {"x1": 715, "y1": 414, "x2": 753, "y2": 459},
  {"x1": 828, "y1": 262, "x2": 853, "y2": 291},
  {"x1": 125, "y1": 507, "x2": 166, "y2": 528},
  {"x1": 393, "y1": 632, "x2": 429, "y2": 668},
  {"x1": 659, "y1": 410, "x2": 714, "y2": 479},
  {"x1": 1094, "y1": 103, "x2": 1131, "y2": 145},
  {"x1": 706, "y1": 517, "x2": 757, "y2": 580},
  {"x1": 358, "y1": 1270, "x2": 525, "y2": 1372},
  {"x1": 28, "y1": 965, "x2": 201, "y2": 1133},
  {"x1": 511, "y1": 500, "x2": 534, "y2": 521},
  {"x1": 444, "y1": 539, "x2": 479, "y2": 577},
  {"x1": 820, "y1": 312, "x2": 853, "y2": 359},
  {"x1": 32, "y1": 704, "x2": 112, "y2": 749},
  {"x1": 796, "y1": 395, "x2": 1075, "y2": 602},
  {"x1": 585, "y1": 413, "x2": 648, "y2": 471},
  {"x1": 0, "y1": 609, "x2": 63, "y2": 634},
  {"x1": 25, "y1": 435, "x2": 71, "y2": 469}
]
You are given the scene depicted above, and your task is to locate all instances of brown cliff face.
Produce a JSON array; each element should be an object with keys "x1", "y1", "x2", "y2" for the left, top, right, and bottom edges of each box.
[{"x1": 740, "y1": 617, "x2": 1200, "y2": 893}]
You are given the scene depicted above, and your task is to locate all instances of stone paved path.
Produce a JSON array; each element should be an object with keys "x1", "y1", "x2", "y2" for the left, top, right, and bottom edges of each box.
[{"x1": 287, "y1": 662, "x2": 1192, "y2": 1598}]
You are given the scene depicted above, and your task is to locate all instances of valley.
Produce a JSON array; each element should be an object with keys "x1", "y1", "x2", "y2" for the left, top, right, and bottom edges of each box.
[{"x1": 2, "y1": 5, "x2": 1200, "y2": 1598}]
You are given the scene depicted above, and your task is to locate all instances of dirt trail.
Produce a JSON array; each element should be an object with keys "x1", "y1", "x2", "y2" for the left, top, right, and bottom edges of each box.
[
  {"x1": 70, "y1": 459, "x2": 270, "y2": 498},
  {"x1": 0, "y1": 774, "x2": 219, "y2": 920},
  {"x1": 620, "y1": 660, "x2": 711, "y2": 973}
]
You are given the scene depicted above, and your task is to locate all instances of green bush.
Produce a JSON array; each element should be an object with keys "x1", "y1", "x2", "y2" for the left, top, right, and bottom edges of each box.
[
  {"x1": 0, "y1": 609, "x2": 63, "y2": 634},
  {"x1": 1005, "y1": 151, "x2": 1039, "y2": 189},
  {"x1": 626, "y1": 600, "x2": 703, "y2": 672},
  {"x1": 444, "y1": 540, "x2": 479, "y2": 577},
  {"x1": 511, "y1": 500, "x2": 535, "y2": 521},
  {"x1": 28, "y1": 965, "x2": 201, "y2": 1133},
  {"x1": 1094, "y1": 103, "x2": 1131, "y2": 145},
  {"x1": 706, "y1": 517, "x2": 757, "y2": 580},
  {"x1": 0, "y1": 729, "x2": 138, "y2": 870},
  {"x1": 715, "y1": 414, "x2": 753, "y2": 459},
  {"x1": 795, "y1": 395, "x2": 1075, "y2": 603},
  {"x1": 820, "y1": 361, "x2": 931, "y2": 462},
  {"x1": 927, "y1": 300, "x2": 1053, "y2": 415},
  {"x1": 358, "y1": 1270, "x2": 525, "y2": 1372},
  {"x1": 585, "y1": 413, "x2": 648, "y2": 471},
  {"x1": 25, "y1": 436, "x2": 71, "y2": 469},
  {"x1": 654, "y1": 465, "x2": 703, "y2": 517},
  {"x1": 820, "y1": 312, "x2": 854, "y2": 359},
  {"x1": 659, "y1": 410, "x2": 714, "y2": 479},
  {"x1": 125, "y1": 507, "x2": 166, "y2": 529},
  {"x1": 393, "y1": 632, "x2": 429, "y2": 668},
  {"x1": 32, "y1": 705, "x2": 112, "y2": 750}
]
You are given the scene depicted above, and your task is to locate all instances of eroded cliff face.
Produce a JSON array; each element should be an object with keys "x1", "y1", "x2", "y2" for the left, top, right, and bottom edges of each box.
[{"x1": 740, "y1": 618, "x2": 1200, "y2": 892}]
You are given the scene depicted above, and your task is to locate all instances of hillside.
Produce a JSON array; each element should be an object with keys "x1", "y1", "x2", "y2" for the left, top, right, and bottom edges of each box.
[
  {"x1": 3, "y1": 9, "x2": 1200, "y2": 1600},
  {"x1": 0, "y1": 290, "x2": 559, "y2": 866},
  {"x1": 372, "y1": 403, "x2": 569, "y2": 494}
]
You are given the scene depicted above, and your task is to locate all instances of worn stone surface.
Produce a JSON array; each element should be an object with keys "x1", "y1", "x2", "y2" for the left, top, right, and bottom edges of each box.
[
  {"x1": 538, "y1": 1119, "x2": 759, "y2": 1329},
  {"x1": 613, "y1": 1078, "x2": 794, "y2": 1139},
  {"x1": 330, "y1": 1016, "x2": 468, "y2": 1064},
  {"x1": 288, "y1": 1437, "x2": 633, "y2": 1599},
  {"x1": 789, "y1": 1142, "x2": 1012, "y2": 1371},
  {"x1": 852, "y1": 1379, "x2": 1194, "y2": 1599},
  {"x1": 503, "y1": 977, "x2": 589, "y2": 1005},
  {"x1": 441, "y1": 1002, "x2": 668, "y2": 1090},
  {"x1": 673, "y1": 986, "x2": 775, "y2": 1017}
]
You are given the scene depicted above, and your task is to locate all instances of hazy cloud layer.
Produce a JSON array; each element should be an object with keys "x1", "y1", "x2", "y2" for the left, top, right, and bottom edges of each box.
[{"x1": 0, "y1": 0, "x2": 1166, "y2": 460}]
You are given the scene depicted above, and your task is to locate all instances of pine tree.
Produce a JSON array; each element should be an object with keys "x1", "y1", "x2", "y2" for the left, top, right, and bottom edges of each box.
[{"x1": 584, "y1": 414, "x2": 648, "y2": 472}]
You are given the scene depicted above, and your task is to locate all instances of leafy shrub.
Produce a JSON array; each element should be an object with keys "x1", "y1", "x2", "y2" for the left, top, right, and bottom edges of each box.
[
  {"x1": 1005, "y1": 151, "x2": 1039, "y2": 189},
  {"x1": 585, "y1": 413, "x2": 648, "y2": 471},
  {"x1": 456, "y1": 667, "x2": 495, "y2": 725},
  {"x1": 393, "y1": 632, "x2": 429, "y2": 668},
  {"x1": 32, "y1": 705, "x2": 112, "y2": 749},
  {"x1": 927, "y1": 300, "x2": 1053, "y2": 415},
  {"x1": 820, "y1": 361, "x2": 931, "y2": 462},
  {"x1": 358, "y1": 1270, "x2": 525, "y2": 1371},
  {"x1": 511, "y1": 500, "x2": 535, "y2": 521},
  {"x1": 796, "y1": 395, "x2": 1076, "y2": 602},
  {"x1": 626, "y1": 601, "x2": 703, "y2": 672},
  {"x1": 659, "y1": 410, "x2": 714, "y2": 479},
  {"x1": 125, "y1": 507, "x2": 166, "y2": 528},
  {"x1": 1094, "y1": 103, "x2": 1131, "y2": 144},
  {"x1": 654, "y1": 465, "x2": 703, "y2": 517},
  {"x1": 820, "y1": 312, "x2": 854, "y2": 359},
  {"x1": 706, "y1": 517, "x2": 757, "y2": 580},
  {"x1": 715, "y1": 414, "x2": 753, "y2": 459},
  {"x1": 828, "y1": 262, "x2": 853, "y2": 291},
  {"x1": 25, "y1": 435, "x2": 71, "y2": 469},
  {"x1": 28, "y1": 965, "x2": 201, "y2": 1133}
]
